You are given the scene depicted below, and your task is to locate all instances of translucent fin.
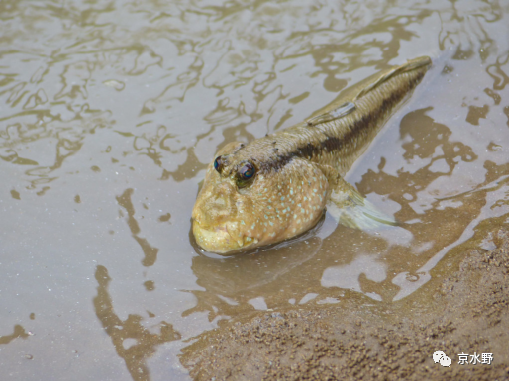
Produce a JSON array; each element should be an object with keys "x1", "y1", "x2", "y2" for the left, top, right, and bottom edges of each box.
[
  {"x1": 354, "y1": 56, "x2": 432, "y2": 100},
  {"x1": 327, "y1": 177, "x2": 398, "y2": 230},
  {"x1": 306, "y1": 102, "x2": 356, "y2": 126}
]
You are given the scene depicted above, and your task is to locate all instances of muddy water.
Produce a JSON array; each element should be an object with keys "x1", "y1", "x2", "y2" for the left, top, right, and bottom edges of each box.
[{"x1": 1, "y1": 0, "x2": 508, "y2": 380}]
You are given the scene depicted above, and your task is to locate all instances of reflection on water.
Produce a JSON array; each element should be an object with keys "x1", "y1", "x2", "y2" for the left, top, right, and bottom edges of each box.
[
  {"x1": 1, "y1": 0, "x2": 509, "y2": 380},
  {"x1": 321, "y1": 254, "x2": 387, "y2": 301},
  {"x1": 0, "y1": 325, "x2": 29, "y2": 345},
  {"x1": 186, "y1": 233, "x2": 323, "y2": 320},
  {"x1": 93, "y1": 265, "x2": 181, "y2": 381},
  {"x1": 117, "y1": 188, "x2": 159, "y2": 267}
]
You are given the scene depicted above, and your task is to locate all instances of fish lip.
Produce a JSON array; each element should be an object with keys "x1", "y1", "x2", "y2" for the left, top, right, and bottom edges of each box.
[{"x1": 192, "y1": 220, "x2": 257, "y2": 255}]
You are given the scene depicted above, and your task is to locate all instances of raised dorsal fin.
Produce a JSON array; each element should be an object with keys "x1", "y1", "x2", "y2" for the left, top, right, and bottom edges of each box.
[
  {"x1": 353, "y1": 56, "x2": 432, "y2": 100},
  {"x1": 306, "y1": 101, "x2": 355, "y2": 126},
  {"x1": 304, "y1": 56, "x2": 431, "y2": 127}
]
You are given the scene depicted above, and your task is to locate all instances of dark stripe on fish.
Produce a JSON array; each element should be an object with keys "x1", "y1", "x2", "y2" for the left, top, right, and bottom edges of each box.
[{"x1": 259, "y1": 69, "x2": 426, "y2": 172}]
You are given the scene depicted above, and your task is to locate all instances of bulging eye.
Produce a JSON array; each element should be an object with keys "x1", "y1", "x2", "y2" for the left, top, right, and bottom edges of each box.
[
  {"x1": 213, "y1": 156, "x2": 223, "y2": 172},
  {"x1": 239, "y1": 162, "x2": 255, "y2": 180}
]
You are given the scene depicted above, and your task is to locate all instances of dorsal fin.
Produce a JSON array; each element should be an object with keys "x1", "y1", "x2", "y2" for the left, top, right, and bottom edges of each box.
[
  {"x1": 306, "y1": 101, "x2": 355, "y2": 126},
  {"x1": 353, "y1": 56, "x2": 431, "y2": 100},
  {"x1": 304, "y1": 56, "x2": 431, "y2": 127}
]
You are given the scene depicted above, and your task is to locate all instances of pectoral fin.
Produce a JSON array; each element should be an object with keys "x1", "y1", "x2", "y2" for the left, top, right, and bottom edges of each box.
[{"x1": 327, "y1": 176, "x2": 398, "y2": 230}]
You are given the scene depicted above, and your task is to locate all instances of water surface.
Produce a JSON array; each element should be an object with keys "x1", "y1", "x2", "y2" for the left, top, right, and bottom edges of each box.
[{"x1": 1, "y1": 1, "x2": 509, "y2": 380}]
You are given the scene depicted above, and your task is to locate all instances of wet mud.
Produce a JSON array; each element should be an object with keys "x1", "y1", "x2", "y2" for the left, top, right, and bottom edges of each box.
[{"x1": 181, "y1": 225, "x2": 509, "y2": 380}]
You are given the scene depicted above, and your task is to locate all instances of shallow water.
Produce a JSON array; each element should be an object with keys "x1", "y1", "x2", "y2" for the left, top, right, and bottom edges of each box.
[{"x1": 1, "y1": 0, "x2": 509, "y2": 380}]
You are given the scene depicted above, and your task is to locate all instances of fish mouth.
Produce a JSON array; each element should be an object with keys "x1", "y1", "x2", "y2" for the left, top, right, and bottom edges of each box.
[{"x1": 192, "y1": 220, "x2": 258, "y2": 255}]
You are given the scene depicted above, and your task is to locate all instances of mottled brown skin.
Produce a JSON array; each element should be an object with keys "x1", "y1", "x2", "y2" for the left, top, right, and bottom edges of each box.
[{"x1": 192, "y1": 57, "x2": 431, "y2": 254}]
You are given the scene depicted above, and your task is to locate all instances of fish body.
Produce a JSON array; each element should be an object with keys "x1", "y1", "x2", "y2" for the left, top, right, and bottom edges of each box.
[{"x1": 192, "y1": 56, "x2": 432, "y2": 254}]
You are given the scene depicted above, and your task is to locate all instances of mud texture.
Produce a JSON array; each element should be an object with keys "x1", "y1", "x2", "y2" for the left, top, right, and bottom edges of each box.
[{"x1": 182, "y1": 227, "x2": 509, "y2": 380}]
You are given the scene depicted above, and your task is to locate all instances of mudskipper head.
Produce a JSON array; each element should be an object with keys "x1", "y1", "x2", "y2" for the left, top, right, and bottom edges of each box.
[{"x1": 192, "y1": 140, "x2": 330, "y2": 254}]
